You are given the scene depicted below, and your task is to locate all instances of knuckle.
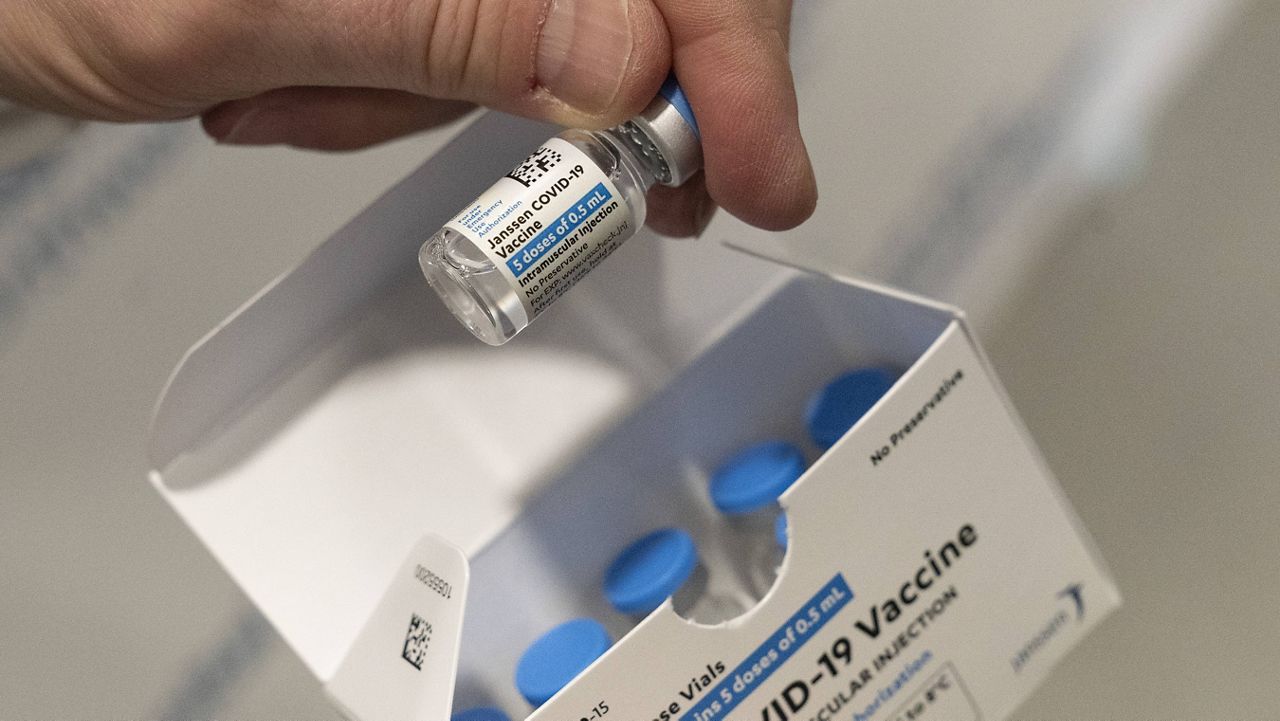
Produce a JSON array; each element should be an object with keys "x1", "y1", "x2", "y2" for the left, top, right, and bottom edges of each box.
[
  {"x1": 417, "y1": 0, "x2": 482, "y2": 96},
  {"x1": 81, "y1": 0, "x2": 244, "y2": 113},
  {"x1": 416, "y1": 0, "x2": 542, "y2": 104}
]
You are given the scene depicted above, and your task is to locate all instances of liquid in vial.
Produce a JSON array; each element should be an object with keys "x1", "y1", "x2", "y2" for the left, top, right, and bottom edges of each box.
[{"x1": 419, "y1": 77, "x2": 702, "y2": 345}]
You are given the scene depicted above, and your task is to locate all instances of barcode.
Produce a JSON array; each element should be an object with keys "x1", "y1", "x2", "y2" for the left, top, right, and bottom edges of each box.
[{"x1": 402, "y1": 613, "x2": 432, "y2": 670}]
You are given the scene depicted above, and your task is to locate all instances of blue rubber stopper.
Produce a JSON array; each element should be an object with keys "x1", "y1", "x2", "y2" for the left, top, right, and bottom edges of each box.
[
  {"x1": 452, "y1": 708, "x2": 511, "y2": 721},
  {"x1": 709, "y1": 440, "x2": 806, "y2": 515},
  {"x1": 659, "y1": 75, "x2": 700, "y2": 138},
  {"x1": 515, "y1": 618, "x2": 611, "y2": 707},
  {"x1": 603, "y1": 528, "x2": 698, "y2": 615},
  {"x1": 805, "y1": 367, "x2": 899, "y2": 450},
  {"x1": 775, "y1": 512, "x2": 789, "y2": 550}
]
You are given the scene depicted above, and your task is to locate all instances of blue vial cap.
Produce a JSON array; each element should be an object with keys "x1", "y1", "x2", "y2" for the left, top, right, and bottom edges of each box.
[
  {"x1": 515, "y1": 618, "x2": 611, "y2": 707},
  {"x1": 658, "y1": 75, "x2": 699, "y2": 138},
  {"x1": 806, "y1": 367, "x2": 899, "y2": 450},
  {"x1": 775, "y1": 513, "x2": 789, "y2": 550},
  {"x1": 603, "y1": 528, "x2": 698, "y2": 615},
  {"x1": 452, "y1": 708, "x2": 511, "y2": 721},
  {"x1": 710, "y1": 440, "x2": 806, "y2": 515}
]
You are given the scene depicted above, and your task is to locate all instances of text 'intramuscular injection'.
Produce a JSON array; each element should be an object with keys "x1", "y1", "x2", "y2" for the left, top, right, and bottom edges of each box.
[{"x1": 419, "y1": 77, "x2": 701, "y2": 345}]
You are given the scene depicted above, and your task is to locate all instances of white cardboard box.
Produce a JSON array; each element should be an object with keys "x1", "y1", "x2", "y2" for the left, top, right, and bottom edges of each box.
[{"x1": 149, "y1": 109, "x2": 1118, "y2": 721}]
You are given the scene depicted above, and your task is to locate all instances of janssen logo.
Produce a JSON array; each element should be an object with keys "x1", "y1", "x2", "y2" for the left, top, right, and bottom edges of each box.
[{"x1": 1010, "y1": 583, "x2": 1085, "y2": 673}]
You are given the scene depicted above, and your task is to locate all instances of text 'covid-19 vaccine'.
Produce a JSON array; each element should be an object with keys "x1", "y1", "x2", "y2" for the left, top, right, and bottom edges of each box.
[{"x1": 419, "y1": 77, "x2": 701, "y2": 345}]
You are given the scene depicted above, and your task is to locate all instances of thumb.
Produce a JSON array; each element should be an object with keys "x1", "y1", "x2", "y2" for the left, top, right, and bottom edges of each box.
[
  {"x1": 355, "y1": 0, "x2": 671, "y2": 127},
  {"x1": 525, "y1": 0, "x2": 672, "y2": 126},
  {"x1": 1, "y1": 0, "x2": 670, "y2": 128}
]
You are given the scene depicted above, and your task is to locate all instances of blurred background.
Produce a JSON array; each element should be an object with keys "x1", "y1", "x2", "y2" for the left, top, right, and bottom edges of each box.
[{"x1": 2, "y1": 0, "x2": 1276, "y2": 717}]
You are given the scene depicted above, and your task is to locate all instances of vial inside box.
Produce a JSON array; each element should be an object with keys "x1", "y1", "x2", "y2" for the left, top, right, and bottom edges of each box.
[{"x1": 451, "y1": 276, "x2": 950, "y2": 715}]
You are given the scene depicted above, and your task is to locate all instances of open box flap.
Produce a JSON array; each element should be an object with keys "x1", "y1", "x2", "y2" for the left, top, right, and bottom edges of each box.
[{"x1": 148, "y1": 113, "x2": 554, "y2": 472}]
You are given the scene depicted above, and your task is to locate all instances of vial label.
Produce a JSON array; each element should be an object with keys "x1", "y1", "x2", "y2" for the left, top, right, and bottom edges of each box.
[{"x1": 444, "y1": 138, "x2": 633, "y2": 320}]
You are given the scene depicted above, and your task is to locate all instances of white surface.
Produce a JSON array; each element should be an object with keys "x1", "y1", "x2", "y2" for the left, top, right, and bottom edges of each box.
[
  {"x1": 748, "y1": 0, "x2": 1241, "y2": 329},
  {"x1": 0, "y1": 101, "x2": 81, "y2": 169},
  {"x1": 994, "y1": 4, "x2": 1280, "y2": 715}
]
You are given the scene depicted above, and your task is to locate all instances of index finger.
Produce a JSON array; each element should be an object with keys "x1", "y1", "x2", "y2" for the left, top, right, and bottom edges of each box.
[{"x1": 655, "y1": 0, "x2": 816, "y2": 231}]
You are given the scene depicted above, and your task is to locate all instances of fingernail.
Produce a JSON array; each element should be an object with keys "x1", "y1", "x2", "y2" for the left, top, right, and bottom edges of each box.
[
  {"x1": 537, "y1": 0, "x2": 633, "y2": 115},
  {"x1": 214, "y1": 107, "x2": 285, "y2": 146}
]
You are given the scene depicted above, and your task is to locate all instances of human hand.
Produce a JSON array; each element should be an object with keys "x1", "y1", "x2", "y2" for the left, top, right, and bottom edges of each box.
[{"x1": 0, "y1": 0, "x2": 816, "y2": 235}]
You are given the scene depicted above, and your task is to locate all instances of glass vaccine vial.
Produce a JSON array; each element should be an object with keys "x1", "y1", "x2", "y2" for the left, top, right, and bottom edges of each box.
[
  {"x1": 514, "y1": 617, "x2": 612, "y2": 707},
  {"x1": 603, "y1": 527, "x2": 743, "y2": 625},
  {"x1": 419, "y1": 77, "x2": 702, "y2": 345},
  {"x1": 708, "y1": 440, "x2": 807, "y2": 598},
  {"x1": 805, "y1": 367, "x2": 900, "y2": 450}
]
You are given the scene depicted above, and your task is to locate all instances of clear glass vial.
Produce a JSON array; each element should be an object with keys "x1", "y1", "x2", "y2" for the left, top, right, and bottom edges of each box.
[
  {"x1": 603, "y1": 527, "x2": 743, "y2": 625},
  {"x1": 419, "y1": 77, "x2": 702, "y2": 345},
  {"x1": 514, "y1": 617, "x2": 612, "y2": 707},
  {"x1": 708, "y1": 440, "x2": 807, "y2": 598}
]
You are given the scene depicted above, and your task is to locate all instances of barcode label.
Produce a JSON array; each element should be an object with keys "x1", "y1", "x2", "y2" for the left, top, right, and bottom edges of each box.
[{"x1": 402, "y1": 613, "x2": 432, "y2": 670}]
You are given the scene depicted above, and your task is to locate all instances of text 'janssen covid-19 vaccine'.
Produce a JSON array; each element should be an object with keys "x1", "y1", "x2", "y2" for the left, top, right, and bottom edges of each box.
[{"x1": 418, "y1": 77, "x2": 701, "y2": 345}]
